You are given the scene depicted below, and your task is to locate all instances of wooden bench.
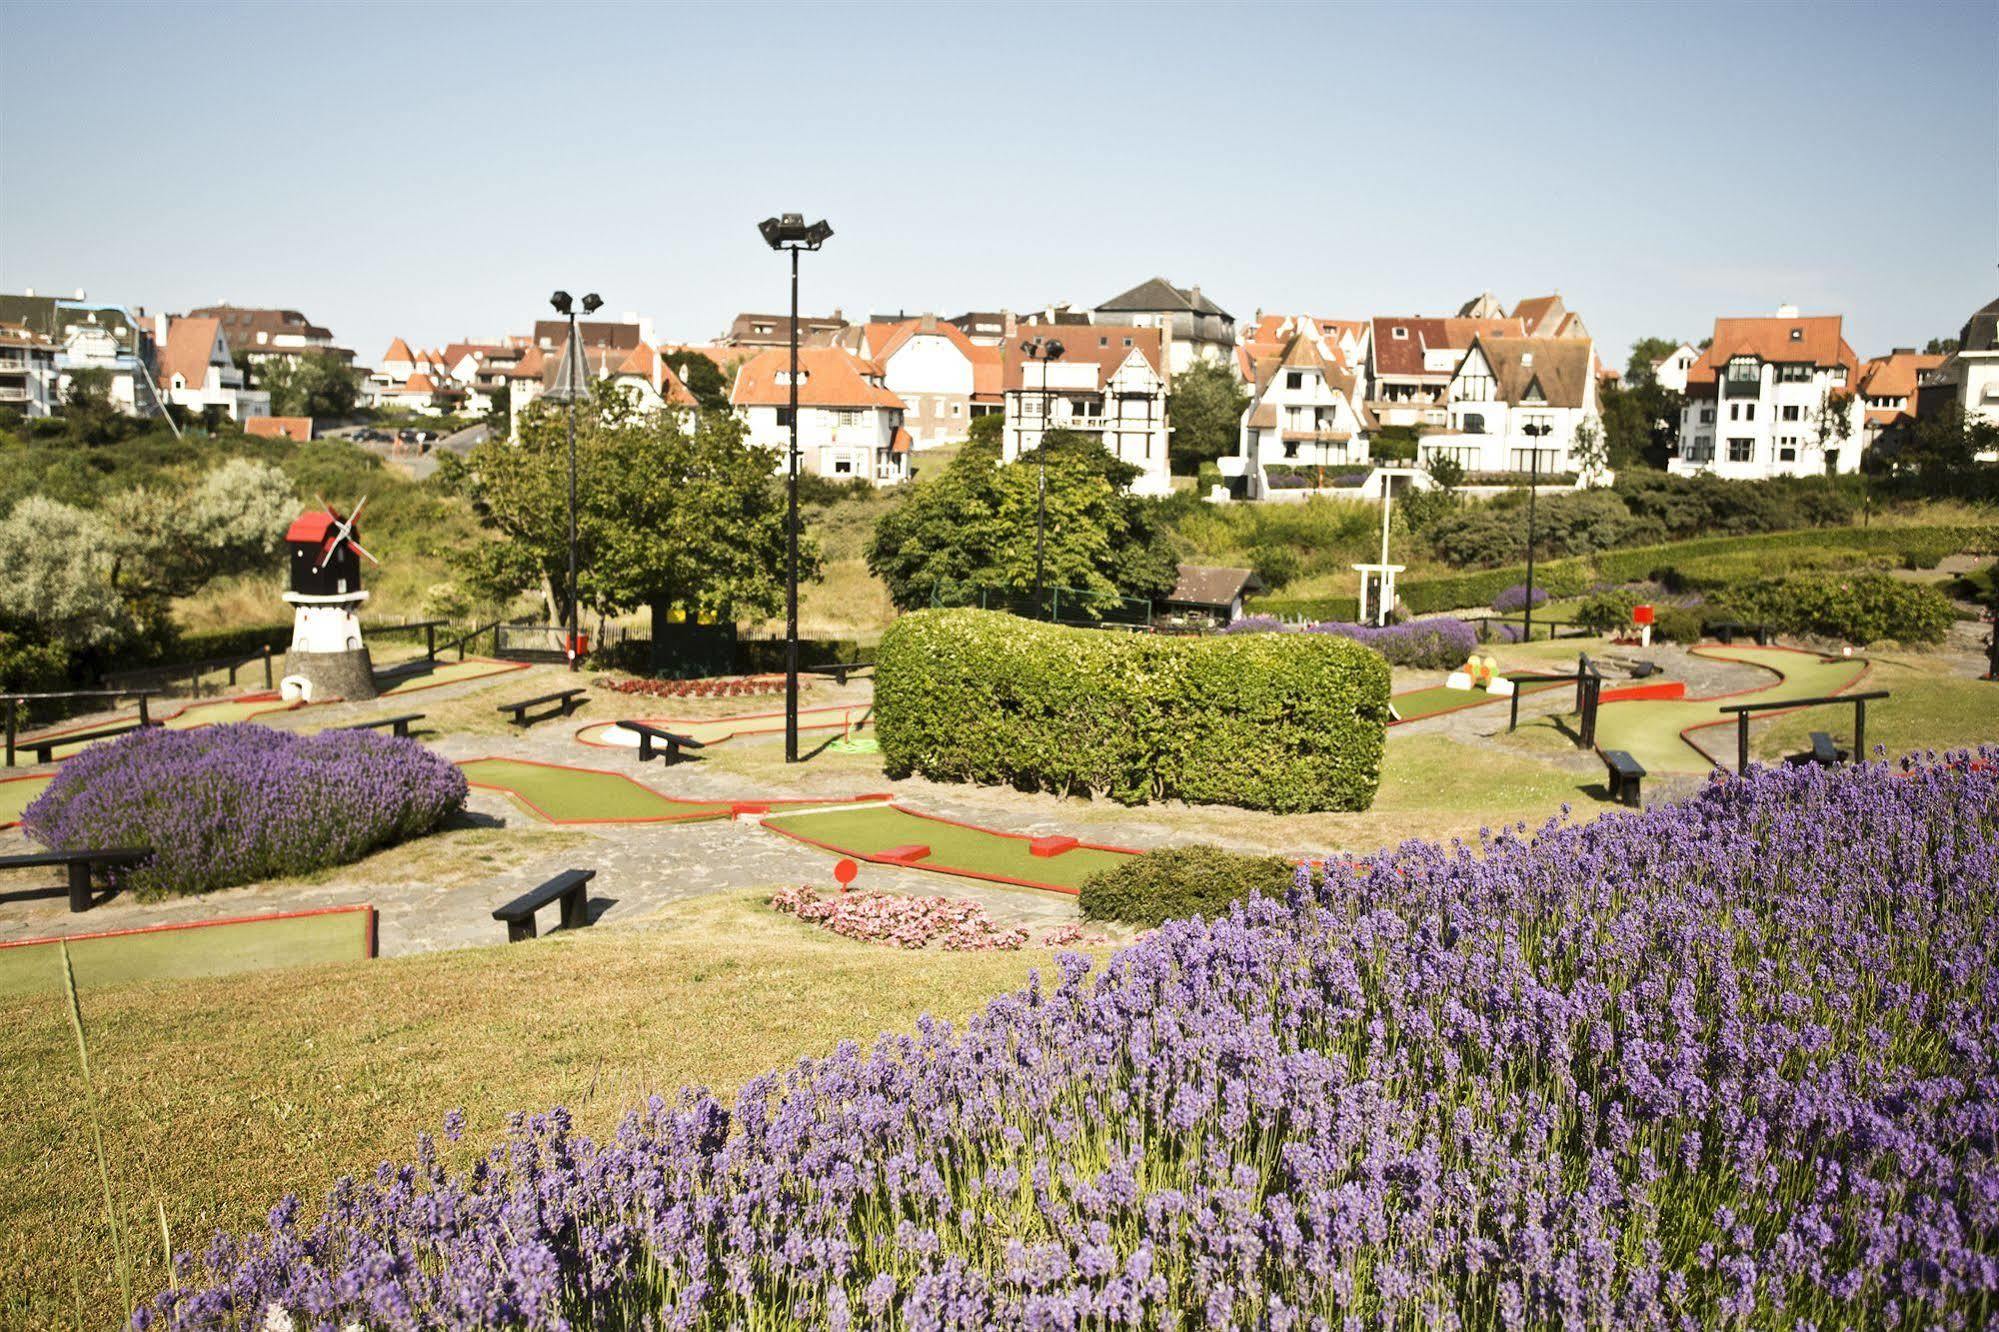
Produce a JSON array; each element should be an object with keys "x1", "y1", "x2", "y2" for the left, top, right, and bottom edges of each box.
[
  {"x1": 616, "y1": 720, "x2": 705, "y2": 764},
  {"x1": 492, "y1": 868, "x2": 595, "y2": 942},
  {"x1": 1810, "y1": 731, "x2": 1845, "y2": 766},
  {"x1": 497, "y1": 688, "x2": 586, "y2": 727},
  {"x1": 805, "y1": 662, "x2": 874, "y2": 686},
  {"x1": 0, "y1": 847, "x2": 152, "y2": 912},
  {"x1": 1601, "y1": 749, "x2": 1646, "y2": 807},
  {"x1": 15, "y1": 719, "x2": 158, "y2": 766},
  {"x1": 340, "y1": 713, "x2": 424, "y2": 738}
]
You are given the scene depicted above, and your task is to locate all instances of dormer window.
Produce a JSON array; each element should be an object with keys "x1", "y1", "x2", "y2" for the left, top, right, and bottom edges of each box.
[
  {"x1": 1521, "y1": 351, "x2": 1534, "y2": 368},
  {"x1": 1789, "y1": 328, "x2": 1803, "y2": 341},
  {"x1": 1392, "y1": 327, "x2": 1408, "y2": 339}
]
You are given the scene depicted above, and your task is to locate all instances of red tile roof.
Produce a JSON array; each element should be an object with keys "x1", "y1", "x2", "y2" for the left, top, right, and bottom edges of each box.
[
  {"x1": 1368, "y1": 316, "x2": 1524, "y2": 378},
  {"x1": 999, "y1": 323, "x2": 1164, "y2": 392},
  {"x1": 1685, "y1": 315, "x2": 1860, "y2": 387},
  {"x1": 245, "y1": 415, "x2": 312, "y2": 441},
  {"x1": 381, "y1": 337, "x2": 416, "y2": 364},
  {"x1": 730, "y1": 346, "x2": 905, "y2": 410},
  {"x1": 1855, "y1": 350, "x2": 1946, "y2": 400},
  {"x1": 158, "y1": 316, "x2": 225, "y2": 387}
]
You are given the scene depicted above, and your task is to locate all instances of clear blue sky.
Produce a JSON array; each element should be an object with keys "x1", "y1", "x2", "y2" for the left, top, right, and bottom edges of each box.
[{"x1": 2, "y1": 0, "x2": 1992, "y2": 372}]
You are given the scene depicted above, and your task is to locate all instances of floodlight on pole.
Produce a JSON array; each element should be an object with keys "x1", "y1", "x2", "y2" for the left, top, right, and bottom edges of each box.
[
  {"x1": 549, "y1": 286, "x2": 601, "y2": 672},
  {"x1": 1020, "y1": 335, "x2": 1065, "y2": 613},
  {"x1": 550, "y1": 291, "x2": 573, "y2": 316},
  {"x1": 1521, "y1": 421, "x2": 1552, "y2": 643},
  {"x1": 759, "y1": 212, "x2": 834, "y2": 763}
]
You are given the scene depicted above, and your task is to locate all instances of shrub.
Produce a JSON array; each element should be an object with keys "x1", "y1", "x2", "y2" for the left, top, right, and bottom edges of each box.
[
  {"x1": 1241, "y1": 593, "x2": 1360, "y2": 621},
  {"x1": 1221, "y1": 615, "x2": 1475, "y2": 670},
  {"x1": 1716, "y1": 572, "x2": 1957, "y2": 645},
  {"x1": 875, "y1": 608, "x2": 1389, "y2": 812},
  {"x1": 1247, "y1": 542, "x2": 1299, "y2": 590},
  {"x1": 22, "y1": 724, "x2": 466, "y2": 898},
  {"x1": 1078, "y1": 844, "x2": 1299, "y2": 927},
  {"x1": 1651, "y1": 604, "x2": 1704, "y2": 643},
  {"x1": 1491, "y1": 582, "x2": 1549, "y2": 613},
  {"x1": 1574, "y1": 587, "x2": 1643, "y2": 631}
]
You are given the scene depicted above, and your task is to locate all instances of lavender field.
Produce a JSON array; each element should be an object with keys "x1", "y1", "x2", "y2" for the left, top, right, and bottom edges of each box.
[{"x1": 146, "y1": 754, "x2": 1999, "y2": 1330}]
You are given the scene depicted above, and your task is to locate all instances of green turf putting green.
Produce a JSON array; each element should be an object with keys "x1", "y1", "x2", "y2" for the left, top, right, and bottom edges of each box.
[
  {"x1": 23, "y1": 694, "x2": 300, "y2": 762},
  {"x1": 456, "y1": 757, "x2": 872, "y2": 824},
  {"x1": 1390, "y1": 676, "x2": 1565, "y2": 723},
  {"x1": 760, "y1": 804, "x2": 1138, "y2": 894},
  {"x1": 376, "y1": 657, "x2": 527, "y2": 695},
  {"x1": 0, "y1": 905, "x2": 376, "y2": 997},
  {"x1": 577, "y1": 702, "x2": 871, "y2": 749},
  {"x1": 1590, "y1": 645, "x2": 1870, "y2": 773},
  {"x1": 0, "y1": 775, "x2": 52, "y2": 827}
]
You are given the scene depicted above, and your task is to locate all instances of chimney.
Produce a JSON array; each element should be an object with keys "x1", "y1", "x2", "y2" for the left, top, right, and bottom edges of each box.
[
  {"x1": 1002, "y1": 309, "x2": 1015, "y2": 336},
  {"x1": 1891, "y1": 347, "x2": 1915, "y2": 356},
  {"x1": 1776, "y1": 303, "x2": 1800, "y2": 318},
  {"x1": 74, "y1": 288, "x2": 86, "y2": 301},
  {"x1": 23, "y1": 287, "x2": 32, "y2": 297},
  {"x1": 920, "y1": 311, "x2": 936, "y2": 332}
]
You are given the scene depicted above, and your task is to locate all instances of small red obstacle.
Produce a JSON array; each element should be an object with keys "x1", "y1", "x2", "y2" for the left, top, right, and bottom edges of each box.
[
  {"x1": 1029, "y1": 835, "x2": 1080, "y2": 858},
  {"x1": 876, "y1": 844, "x2": 932, "y2": 865}
]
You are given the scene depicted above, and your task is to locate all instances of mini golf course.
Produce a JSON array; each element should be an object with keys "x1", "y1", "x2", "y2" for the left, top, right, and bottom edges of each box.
[
  {"x1": 1, "y1": 774, "x2": 52, "y2": 828},
  {"x1": 576, "y1": 702, "x2": 872, "y2": 749},
  {"x1": 759, "y1": 804, "x2": 1139, "y2": 894},
  {"x1": 375, "y1": 657, "x2": 526, "y2": 695},
  {"x1": 1389, "y1": 676, "x2": 1566, "y2": 724},
  {"x1": 1590, "y1": 645, "x2": 1870, "y2": 773},
  {"x1": 0, "y1": 905, "x2": 377, "y2": 997},
  {"x1": 459, "y1": 757, "x2": 889, "y2": 824}
]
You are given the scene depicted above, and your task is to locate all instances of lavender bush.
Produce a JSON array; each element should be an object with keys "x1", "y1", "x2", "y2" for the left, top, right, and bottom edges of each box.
[
  {"x1": 1491, "y1": 582, "x2": 1550, "y2": 613},
  {"x1": 143, "y1": 754, "x2": 1999, "y2": 1329},
  {"x1": 24, "y1": 724, "x2": 467, "y2": 898},
  {"x1": 1226, "y1": 614, "x2": 1476, "y2": 669}
]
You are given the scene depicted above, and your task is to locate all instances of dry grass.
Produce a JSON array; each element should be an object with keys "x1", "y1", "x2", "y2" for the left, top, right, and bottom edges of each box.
[{"x1": 1, "y1": 892, "x2": 1083, "y2": 1327}]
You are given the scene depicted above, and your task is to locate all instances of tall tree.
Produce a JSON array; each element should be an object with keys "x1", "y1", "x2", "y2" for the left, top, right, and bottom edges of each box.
[
  {"x1": 1167, "y1": 360, "x2": 1249, "y2": 474},
  {"x1": 459, "y1": 382, "x2": 801, "y2": 629},
  {"x1": 1623, "y1": 336, "x2": 1680, "y2": 388},
  {"x1": 256, "y1": 351, "x2": 360, "y2": 420},
  {"x1": 664, "y1": 351, "x2": 735, "y2": 412},
  {"x1": 866, "y1": 432, "x2": 1178, "y2": 610}
]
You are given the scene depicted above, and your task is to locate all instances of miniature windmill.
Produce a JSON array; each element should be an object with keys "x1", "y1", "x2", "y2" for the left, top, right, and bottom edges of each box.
[{"x1": 279, "y1": 497, "x2": 383, "y2": 702}]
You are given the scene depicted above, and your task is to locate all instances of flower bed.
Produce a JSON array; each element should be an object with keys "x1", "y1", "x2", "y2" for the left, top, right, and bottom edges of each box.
[
  {"x1": 770, "y1": 885, "x2": 1100, "y2": 951},
  {"x1": 23, "y1": 724, "x2": 466, "y2": 899},
  {"x1": 147, "y1": 754, "x2": 1999, "y2": 1328},
  {"x1": 595, "y1": 674, "x2": 793, "y2": 700},
  {"x1": 1490, "y1": 581, "x2": 1549, "y2": 613}
]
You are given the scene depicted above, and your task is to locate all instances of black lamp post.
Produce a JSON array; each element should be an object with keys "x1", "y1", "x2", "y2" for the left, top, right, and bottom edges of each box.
[
  {"x1": 1521, "y1": 420, "x2": 1551, "y2": 643},
  {"x1": 548, "y1": 288, "x2": 603, "y2": 670},
  {"x1": 1019, "y1": 335, "x2": 1065, "y2": 613},
  {"x1": 758, "y1": 212, "x2": 833, "y2": 763}
]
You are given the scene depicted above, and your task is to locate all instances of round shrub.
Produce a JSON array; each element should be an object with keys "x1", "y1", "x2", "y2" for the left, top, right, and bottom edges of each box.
[
  {"x1": 23, "y1": 724, "x2": 468, "y2": 898},
  {"x1": 1078, "y1": 844, "x2": 1299, "y2": 927},
  {"x1": 876, "y1": 609, "x2": 1389, "y2": 812},
  {"x1": 1718, "y1": 572, "x2": 1956, "y2": 645},
  {"x1": 1651, "y1": 605, "x2": 1705, "y2": 643}
]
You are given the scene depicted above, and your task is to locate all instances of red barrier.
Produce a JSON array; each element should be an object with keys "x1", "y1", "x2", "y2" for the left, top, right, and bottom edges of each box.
[{"x1": 1599, "y1": 680, "x2": 1686, "y2": 704}]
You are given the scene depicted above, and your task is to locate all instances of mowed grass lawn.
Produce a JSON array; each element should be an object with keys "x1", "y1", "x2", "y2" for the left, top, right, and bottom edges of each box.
[
  {"x1": 2, "y1": 892, "x2": 1087, "y2": 1328},
  {"x1": 1751, "y1": 651, "x2": 1999, "y2": 763}
]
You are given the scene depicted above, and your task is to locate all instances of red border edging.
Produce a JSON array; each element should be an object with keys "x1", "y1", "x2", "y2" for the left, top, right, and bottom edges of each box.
[
  {"x1": 0, "y1": 902, "x2": 378, "y2": 954},
  {"x1": 0, "y1": 772, "x2": 53, "y2": 830},
  {"x1": 757, "y1": 802, "x2": 1143, "y2": 897},
  {"x1": 456, "y1": 755, "x2": 892, "y2": 825}
]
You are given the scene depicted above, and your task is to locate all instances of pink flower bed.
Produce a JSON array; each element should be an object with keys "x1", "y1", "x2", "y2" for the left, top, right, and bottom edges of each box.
[
  {"x1": 769, "y1": 885, "x2": 1103, "y2": 951},
  {"x1": 597, "y1": 675, "x2": 795, "y2": 700}
]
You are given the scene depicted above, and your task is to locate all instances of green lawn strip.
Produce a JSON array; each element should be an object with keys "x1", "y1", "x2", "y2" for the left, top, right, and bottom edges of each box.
[
  {"x1": 1590, "y1": 646, "x2": 1869, "y2": 773},
  {"x1": 578, "y1": 703, "x2": 872, "y2": 748},
  {"x1": 761, "y1": 804, "x2": 1136, "y2": 893},
  {"x1": 0, "y1": 909, "x2": 372, "y2": 998},
  {"x1": 376, "y1": 657, "x2": 526, "y2": 696},
  {"x1": 1390, "y1": 676, "x2": 1566, "y2": 723},
  {"x1": 458, "y1": 758, "x2": 735, "y2": 823},
  {"x1": 1750, "y1": 664, "x2": 1999, "y2": 764},
  {"x1": 0, "y1": 775, "x2": 52, "y2": 827}
]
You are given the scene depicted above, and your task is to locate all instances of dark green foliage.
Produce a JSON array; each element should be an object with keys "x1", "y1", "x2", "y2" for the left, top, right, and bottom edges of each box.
[
  {"x1": 1078, "y1": 844, "x2": 1299, "y2": 927},
  {"x1": 1650, "y1": 606, "x2": 1704, "y2": 644},
  {"x1": 1575, "y1": 588, "x2": 1643, "y2": 631},
  {"x1": 875, "y1": 609, "x2": 1389, "y2": 812},
  {"x1": 865, "y1": 434, "x2": 1178, "y2": 612},
  {"x1": 965, "y1": 413, "x2": 1004, "y2": 451},
  {"x1": 796, "y1": 474, "x2": 879, "y2": 505},
  {"x1": 1248, "y1": 543, "x2": 1300, "y2": 590},
  {"x1": 663, "y1": 351, "x2": 734, "y2": 412},
  {"x1": 1167, "y1": 361, "x2": 1251, "y2": 473},
  {"x1": 252, "y1": 351, "x2": 360, "y2": 420},
  {"x1": 1713, "y1": 573, "x2": 1957, "y2": 645},
  {"x1": 1370, "y1": 426, "x2": 1419, "y2": 462},
  {"x1": 1243, "y1": 594, "x2": 1361, "y2": 621}
]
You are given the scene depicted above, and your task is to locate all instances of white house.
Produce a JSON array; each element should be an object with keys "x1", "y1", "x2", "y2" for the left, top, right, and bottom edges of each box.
[
  {"x1": 848, "y1": 315, "x2": 999, "y2": 447},
  {"x1": 504, "y1": 341, "x2": 699, "y2": 438},
  {"x1": 1093, "y1": 278, "x2": 1234, "y2": 374},
  {"x1": 1001, "y1": 322, "x2": 1172, "y2": 496},
  {"x1": 1418, "y1": 337, "x2": 1604, "y2": 479},
  {"x1": 1672, "y1": 309, "x2": 1866, "y2": 479},
  {"x1": 0, "y1": 323, "x2": 60, "y2": 417},
  {"x1": 1651, "y1": 342, "x2": 1700, "y2": 393},
  {"x1": 1231, "y1": 334, "x2": 1372, "y2": 498},
  {"x1": 1917, "y1": 296, "x2": 1999, "y2": 438},
  {"x1": 731, "y1": 346, "x2": 910, "y2": 486},
  {"x1": 1362, "y1": 315, "x2": 1524, "y2": 427},
  {"x1": 155, "y1": 316, "x2": 268, "y2": 420}
]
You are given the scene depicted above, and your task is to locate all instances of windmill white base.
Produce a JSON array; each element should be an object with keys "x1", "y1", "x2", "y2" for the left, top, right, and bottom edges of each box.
[{"x1": 279, "y1": 591, "x2": 378, "y2": 703}]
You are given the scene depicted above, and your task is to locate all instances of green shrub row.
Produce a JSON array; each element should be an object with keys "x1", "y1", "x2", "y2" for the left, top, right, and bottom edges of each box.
[
  {"x1": 1713, "y1": 573, "x2": 1958, "y2": 645},
  {"x1": 1078, "y1": 845, "x2": 1300, "y2": 927},
  {"x1": 1237, "y1": 594, "x2": 1360, "y2": 622},
  {"x1": 875, "y1": 608, "x2": 1390, "y2": 812},
  {"x1": 1246, "y1": 525, "x2": 1996, "y2": 619}
]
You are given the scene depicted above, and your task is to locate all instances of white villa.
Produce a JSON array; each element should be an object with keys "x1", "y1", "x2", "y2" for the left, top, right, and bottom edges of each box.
[
  {"x1": 1673, "y1": 309, "x2": 1866, "y2": 478},
  {"x1": 1651, "y1": 342, "x2": 1700, "y2": 393},
  {"x1": 1918, "y1": 296, "x2": 1999, "y2": 437},
  {"x1": 1000, "y1": 322, "x2": 1173, "y2": 496},
  {"x1": 730, "y1": 345, "x2": 910, "y2": 486},
  {"x1": 1417, "y1": 336, "x2": 1604, "y2": 479},
  {"x1": 1230, "y1": 334, "x2": 1372, "y2": 498},
  {"x1": 155, "y1": 315, "x2": 268, "y2": 420},
  {"x1": 846, "y1": 315, "x2": 1001, "y2": 447}
]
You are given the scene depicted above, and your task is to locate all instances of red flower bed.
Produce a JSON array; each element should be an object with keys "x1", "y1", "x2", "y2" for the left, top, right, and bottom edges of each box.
[{"x1": 595, "y1": 675, "x2": 796, "y2": 700}]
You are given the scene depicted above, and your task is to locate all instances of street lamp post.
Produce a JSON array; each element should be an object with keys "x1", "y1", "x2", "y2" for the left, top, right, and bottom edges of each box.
[
  {"x1": 548, "y1": 289, "x2": 603, "y2": 671},
  {"x1": 1019, "y1": 336, "x2": 1065, "y2": 614},
  {"x1": 758, "y1": 213, "x2": 833, "y2": 763},
  {"x1": 1521, "y1": 421, "x2": 1550, "y2": 643}
]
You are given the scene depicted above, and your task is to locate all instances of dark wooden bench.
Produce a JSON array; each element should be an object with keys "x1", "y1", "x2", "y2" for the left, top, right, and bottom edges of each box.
[
  {"x1": 340, "y1": 713, "x2": 424, "y2": 738},
  {"x1": 616, "y1": 720, "x2": 705, "y2": 764},
  {"x1": 16, "y1": 719, "x2": 158, "y2": 766},
  {"x1": 492, "y1": 868, "x2": 595, "y2": 942},
  {"x1": 0, "y1": 847, "x2": 152, "y2": 912},
  {"x1": 1601, "y1": 749, "x2": 1646, "y2": 807},
  {"x1": 497, "y1": 688, "x2": 586, "y2": 727},
  {"x1": 804, "y1": 662, "x2": 874, "y2": 686}
]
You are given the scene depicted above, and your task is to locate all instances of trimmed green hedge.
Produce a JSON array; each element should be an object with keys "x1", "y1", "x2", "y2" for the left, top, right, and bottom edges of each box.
[
  {"x1": 1714, "y1": 573, "x2": 1957, "y2": 644},
  {"x1": 876, "y1": 608, "x2": 1389, "y2": 812},
  {"x1": 1246, "y1": 525, "x2": 1999, "y2": 619},
  {"x1": 1239, "y1": 594, "x2": 1361, "y2": 622},
  {"x1": 1078, "y1": 845, "x2": 1300, "y2": 927}
]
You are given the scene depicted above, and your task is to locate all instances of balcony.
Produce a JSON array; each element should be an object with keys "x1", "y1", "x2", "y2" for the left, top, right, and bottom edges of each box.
[
  {"x1": 1280, "y1": 429, "x2": 1352, "y2": 443},
  {"x1": 1722, "y1": 374, "x2": 1762, "y2": 399},
  {"x1": 0, "y1": 384, "x2": 31, "y2": 402}
]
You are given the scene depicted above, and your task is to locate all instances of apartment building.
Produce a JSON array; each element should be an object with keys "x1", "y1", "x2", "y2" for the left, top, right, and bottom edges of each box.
[
  {"x1": 1093, "y1": 278, "x2": 1234, "y2": 373},
  {"x1": 1672, "y1": 309, "x2": 1865, "y2": 478},
  {"x1": 730, "y1": 346, "x2": 910, "y2": 486},
  {"x1": 1231, "y1": 334, "x2": 1372, "y2": 498},
  {"x1": 1000, "y1": 322, "x2": 1172, "y2": 496},
  {"x1": 0, "y1": 323, "x2": 60, "y2": 417}
]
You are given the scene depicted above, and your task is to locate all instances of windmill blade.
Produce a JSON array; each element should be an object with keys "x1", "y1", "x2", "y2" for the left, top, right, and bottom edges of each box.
[
  {"x1": 317, "y1": 495, "x2": 369, "y2": 573},
  {"x1": 347, "y1": 537, "x2": 382, "y2": 566}
]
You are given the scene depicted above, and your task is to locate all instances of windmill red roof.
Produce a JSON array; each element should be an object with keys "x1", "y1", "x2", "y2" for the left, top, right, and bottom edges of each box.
[{"x1": 285, "y1": 509, "x2": 342, "y2": 542}]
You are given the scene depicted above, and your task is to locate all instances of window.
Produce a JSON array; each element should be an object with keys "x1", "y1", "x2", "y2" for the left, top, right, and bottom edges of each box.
[
  {"x1": 1728, "y1": 438, "x2": 1753, "y2": 462},
  {"x1": 1779, "y1": 446, "x2": 1796, "y2": 462},
  {"x1": 1744, "y1": 403, "x2": 1756, "y2": 420},
  {"x1": 832, "y1": 409, "x2": 861, "y2": 426},
  {"x1": 1726, "y1": 357, "x2": 1759, "y2": 382},
  {"x1": 1392, "y1": 327, "x2": 1408, "y2": 339},
  {"x1": 1789, "y1": 327, "x2": 1804, "y2": 341},
  {"x1": 1508, "y1": 447, "x2": 1558, "y2": 473},
  {"x1": 774, "y1": 407, "x2": 793, "y2": 426},
  {"x1": 1700, "y1": 407, "x2": 1715, "y2": 424},
  {"x1": 1285, "y1": 371, "x2": 1303, "y2": 390},
  {"x1": 1282, "y1": 441, "x2": 1299, "y2": 460},
  {"x1": 1459, "y1": 373, "x2": 1492, "y2": 401},
  {"x1": 1685, "y1": 437, "x2": 1714, "y2": 462},
  {"x1": 1776, "y1": 364, "x2": 1812, "y2": 383},
  {"x1": 950, "y1": 402, "x2": 962, "y2": 417},
  {"x1": 1464, "y1": 412, "x2": 1486, "y2": 434},
  {"x1": 1781, "y1": 404, "x2": 1801, "y2": 421},
  {"x1": 1099, "y1": 336, "x2": 1109, "y2": 347},
  {"x1": 832, "y1": 456, "x2": 853, "y2": 475}
]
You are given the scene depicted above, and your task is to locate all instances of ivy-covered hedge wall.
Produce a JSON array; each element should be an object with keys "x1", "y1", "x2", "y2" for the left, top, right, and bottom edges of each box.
[{"x1": 875, "y1": 609, "x2": 1389, "y2": 812}]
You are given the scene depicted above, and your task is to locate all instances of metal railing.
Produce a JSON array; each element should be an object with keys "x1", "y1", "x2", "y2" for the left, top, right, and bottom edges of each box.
[
  {"x1": 1718, "y1": 690, "x2": 1890, "y2": 774},
  {"x1": 5, "y1": 689, "x2": 161, "y2": 767}
]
